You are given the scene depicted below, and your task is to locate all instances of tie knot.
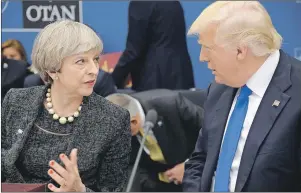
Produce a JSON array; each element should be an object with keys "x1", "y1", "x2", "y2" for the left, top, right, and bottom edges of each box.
[{"x1": 238, "y1": 85, "x2": 252, "y2": 99}]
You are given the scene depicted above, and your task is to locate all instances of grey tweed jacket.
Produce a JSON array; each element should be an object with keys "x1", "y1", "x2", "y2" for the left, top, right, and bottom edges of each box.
[{"x1": 1, "y1": 86, "x2": 132, "y2": 192}]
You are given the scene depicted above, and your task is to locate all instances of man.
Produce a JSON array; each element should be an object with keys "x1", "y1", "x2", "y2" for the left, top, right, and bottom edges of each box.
[
  {"x1": 106, "y1": 89, "x2": 204, "y2": 191},
  {"x1": 182, "y1": 1, "x2": 301, "y2": 192},
  {"x1": 112, "y1": 1, "x2": 195, "y2": 91}
]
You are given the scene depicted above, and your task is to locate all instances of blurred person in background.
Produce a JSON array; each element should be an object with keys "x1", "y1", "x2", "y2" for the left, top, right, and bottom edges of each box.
[
  {"x1": 1, "y1": 39, "x2": 42, "y2": 88},
  {"x1": 1, "y1": 57, "x2": 27, "y2": 101},
  {"x1": 106, "y1": 90, "x2": 203, "y2": 192},
  {"x1": 112, "y1": 1, "x2": 195, "y2": 91},
  {"x1": 1, "y1": 20, "x2": 131, "y2": 192},
  {"x1": 183, "y1": 1, "x2": 301, "y2": 192},
  {"x1": 1, "y1": 40, "x2": 29, "y2": 100},
  {"x1": 2, "y1": 39, "x2": 28, "y2": 62}
]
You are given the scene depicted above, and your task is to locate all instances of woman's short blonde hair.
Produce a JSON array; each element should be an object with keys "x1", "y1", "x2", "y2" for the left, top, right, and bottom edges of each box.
[
  {"x1": 188, "y1": 1, "x2": 282, "y2": 56},
  {"x1": 2, "y1": 39, "x2": 27, "y2": 61},
  {"x1": 31, "y1": 20, "x2": 103, "y2": 83}
]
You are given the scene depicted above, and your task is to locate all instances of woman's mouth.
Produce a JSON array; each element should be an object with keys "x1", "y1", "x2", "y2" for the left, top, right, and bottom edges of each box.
[{"x1": 85, "y1": 80, "x2": 95, "y2": 86}]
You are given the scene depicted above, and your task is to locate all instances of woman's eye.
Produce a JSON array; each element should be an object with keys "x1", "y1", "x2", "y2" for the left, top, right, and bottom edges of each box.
[
  {"x1": 94, "y1": 57, "x2": 100, "y2": 62},
  {"x1": 76, "y1": 59, "x2": 85, "y2": 64}
]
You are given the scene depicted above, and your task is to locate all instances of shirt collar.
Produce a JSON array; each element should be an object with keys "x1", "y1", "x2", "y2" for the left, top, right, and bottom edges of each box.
[{"x1": 246, "y1": 50, "x2": 280, "y2": 98}]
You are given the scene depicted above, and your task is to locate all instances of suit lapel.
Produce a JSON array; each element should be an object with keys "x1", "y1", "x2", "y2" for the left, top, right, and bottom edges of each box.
[
  {"x1": 235, "y1": 50, "x2": 292, "y2": 191},
  {"x1": 202, "y1": 87, "x2": 237, "y2": 191}
]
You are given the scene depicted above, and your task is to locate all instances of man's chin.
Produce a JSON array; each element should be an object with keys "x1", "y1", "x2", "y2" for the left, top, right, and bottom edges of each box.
[{"x1": 215, "y1": 76, "x2": 223, "y2": 84}]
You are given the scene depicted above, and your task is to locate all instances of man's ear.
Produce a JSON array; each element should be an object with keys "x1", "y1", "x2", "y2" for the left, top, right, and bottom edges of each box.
[
  {"x1": 237, "y1": 45, "x2": 248, "y2": 61},
  {"x1": 131, "y1": 118, "x2": 138, "y2": 126},
  {"x1": 131, "y1": 115, "x2": 140, "y2": 130}
]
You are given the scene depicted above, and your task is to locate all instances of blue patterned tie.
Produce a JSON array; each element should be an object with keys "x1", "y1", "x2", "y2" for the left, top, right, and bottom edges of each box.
[{"x1": 214, "y1": 85, "x2": 252, "y2": 192}]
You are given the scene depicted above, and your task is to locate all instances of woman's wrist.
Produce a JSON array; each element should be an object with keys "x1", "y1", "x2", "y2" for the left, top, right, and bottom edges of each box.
[{"x1": 80, "y1": 183, "x2": 86, "y2": 192}]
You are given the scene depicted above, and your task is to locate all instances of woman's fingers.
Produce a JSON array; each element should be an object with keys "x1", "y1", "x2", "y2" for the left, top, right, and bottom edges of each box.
[
  {"x1": 48, "y1": 183, "x2": 63, "y2": 192},
  {"x1": 47, "y1": 169, "x2": 66, "y2": 187},
  {"x1": 59, "y1": 153, "x2": 76, "y2": 173},
  {"x1": 49, "y1": 160, "x2": 69, "y2": 179},
  {"x1": 69, "y1": 149, "x2": 79, "y2": 173}
]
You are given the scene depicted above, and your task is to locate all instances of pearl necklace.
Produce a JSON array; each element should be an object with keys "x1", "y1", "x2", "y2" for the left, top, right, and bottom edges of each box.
[{"x1": 45, "y1": 88, "x2": 82, "y2": 124}]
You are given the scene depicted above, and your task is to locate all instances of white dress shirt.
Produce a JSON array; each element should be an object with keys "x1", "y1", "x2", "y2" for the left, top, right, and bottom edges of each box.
[{"x1": 211, "y1": 50, "x2": 280, "y2": 192}]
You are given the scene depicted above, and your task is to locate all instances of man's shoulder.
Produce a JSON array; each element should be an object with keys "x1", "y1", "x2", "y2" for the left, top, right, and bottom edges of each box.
[
  {"x1": 279, "y1": 50, "x2": 301, "y2": 83},
  {"x1": 206, "y1": 83, "x2": 229, "y2": 102},
  {"x1": 289, "y1": 56, "x2": 301, "y2": 85}
]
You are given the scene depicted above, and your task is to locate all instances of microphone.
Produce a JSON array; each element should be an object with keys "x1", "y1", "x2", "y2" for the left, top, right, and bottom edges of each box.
[{"x1": 126, "y1": 109, "x2": 158, "y2": 192}]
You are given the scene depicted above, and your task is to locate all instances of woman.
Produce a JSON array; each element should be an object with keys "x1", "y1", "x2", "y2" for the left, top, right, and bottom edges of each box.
[
  {"x1": 2, "y1": 39, "x2": 40, "y2": 86},
  {"x1": 2, "y1": 39, "x2": 28, "y2": 62},
  {"x1": 1, "y1": 20, "x2": 132, "y2": 192}
]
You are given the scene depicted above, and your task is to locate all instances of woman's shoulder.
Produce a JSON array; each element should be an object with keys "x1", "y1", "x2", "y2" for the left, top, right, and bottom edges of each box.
[
  {"x1": 3, "y1": 86, "x2": 46, "y2": 104},
  {"x1": 88, "y1": 92, "x2": 130, "y2": 119}
]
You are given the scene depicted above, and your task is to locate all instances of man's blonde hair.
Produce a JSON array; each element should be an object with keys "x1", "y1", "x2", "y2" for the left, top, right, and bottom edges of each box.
[
  {"x1": 188, "y1": 1, "x2": 282, "y2": 56},
  {"x1": 31, "y1": 20, "x2": 103, "y2": 83}
]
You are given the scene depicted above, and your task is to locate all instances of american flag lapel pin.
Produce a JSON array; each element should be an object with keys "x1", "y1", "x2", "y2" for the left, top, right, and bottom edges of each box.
[{"x1": 272, "y1": 100, "x2": 280, "y2": 107}]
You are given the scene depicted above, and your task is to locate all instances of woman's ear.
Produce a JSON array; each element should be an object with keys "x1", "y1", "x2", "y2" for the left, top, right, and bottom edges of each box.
[{"x1": 47, "y1": 71, "x2": 58, "y2": 80}]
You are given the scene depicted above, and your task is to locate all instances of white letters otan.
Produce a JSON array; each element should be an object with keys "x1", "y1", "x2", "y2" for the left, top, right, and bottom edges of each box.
[{"x1": 26, "y1": 5, "x2": 76, "y2": 22}]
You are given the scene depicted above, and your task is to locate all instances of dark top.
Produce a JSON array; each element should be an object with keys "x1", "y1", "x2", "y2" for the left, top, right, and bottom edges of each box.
[
  {"x1": 16, "y1": 108, "x2": 74, "y2": 183},
  {"x1": 112, "y1": 1, "x2": 195, "y2": 91},
  {"x1": 129, "y1": 89, "x2": 204, "y2": 191},
  {"x1": 1, "y1": 57, "x2": 28, "y2": 101},
  {"x1": 2, "y1": 86, "x2": 132, "y2": 192}
]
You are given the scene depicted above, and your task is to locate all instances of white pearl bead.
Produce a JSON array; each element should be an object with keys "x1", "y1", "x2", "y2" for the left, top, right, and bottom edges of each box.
[
  {"x1": 48, "y1": 109, "x2": 55, "y2": 114},
  {"x1": 47, "y1": 102, "x2": 53, "y2": 108},
  {"x1": 53, "y1": 114, "x2": 59, "y2": 120},
  {"x1": 47, "y1": 88, "x2": 51, "y2": 92},
  {"x1": 59, "y1": 117, "x2": 67, "y2": 124},
  {"x1": 68, "y1": 116, "x2": 74, "y2": 122},
  {"x1": 46, "y1": 98, "x2": 52, "y2": 102},
  {"x1": 74, "y1": 111, "x2": 79, "y2": 117},
  {"x1": 46, "y1": 93, "x2": 51, "y2": 97},
  {"x1": 78, "y1": 106, "x2": 82, "y2": 111}
]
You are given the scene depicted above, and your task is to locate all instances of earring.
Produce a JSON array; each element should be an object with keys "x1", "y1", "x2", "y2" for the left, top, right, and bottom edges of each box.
[{"x1": 55, "y1": 76, "x2": 58, "y2": 80}]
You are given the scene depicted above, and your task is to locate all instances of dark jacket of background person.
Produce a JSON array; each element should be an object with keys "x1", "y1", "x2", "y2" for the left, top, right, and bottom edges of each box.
[
  {"x1": 112, "y1": 1, "x2": 195, "y2": 91},
  {"x1": 1, "y1": 57, "x2": 28, "y2": 102},
  {"x1": 129, "y1": 89, "x2": 204, "y2": 191}
]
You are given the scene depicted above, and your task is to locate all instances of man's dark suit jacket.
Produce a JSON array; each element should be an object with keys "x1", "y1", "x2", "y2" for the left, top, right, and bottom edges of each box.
[
  {"x1": 129, "y1": 89, "x2": 204, "y2": 191},
  {"x1": 112, "y1": 1, "x2": 195, "y2": 91},
  {"x1": 182, "y1": 50, "x2": 301, "y2": 192}
]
